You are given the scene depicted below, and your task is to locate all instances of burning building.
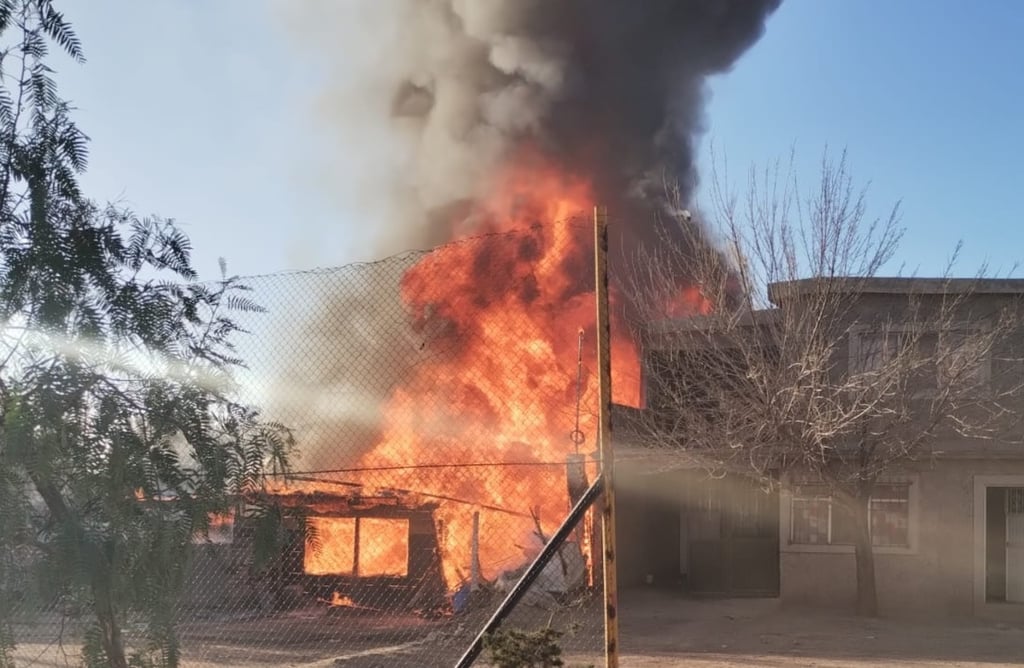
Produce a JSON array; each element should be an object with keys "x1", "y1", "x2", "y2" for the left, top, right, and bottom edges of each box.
[
  {"x1": 182, "y1": 485, "x2": 447, "y2": 614},
  {"x1": 256, "y1": 0, "x2": 782, "y2": 610},
  {"x1": 253, "y1": 485, "x2": 448, "y2": 611},
  {"x1": 182, "y1": 473, "x2": 594, "y2": 615}
]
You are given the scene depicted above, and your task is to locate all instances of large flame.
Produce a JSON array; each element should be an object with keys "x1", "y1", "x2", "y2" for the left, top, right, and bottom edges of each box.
[
  {"x1": 299, "y1": 153, "x2": 703, "y2": 590},
  {"x1": 305, "y1": 517, "x2": 356, "y2": 575}
]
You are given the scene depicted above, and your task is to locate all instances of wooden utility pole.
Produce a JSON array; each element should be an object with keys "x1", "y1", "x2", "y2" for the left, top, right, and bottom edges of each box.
[{"x1": 594, "y1": 205, "x2": 619, "y2": 667}]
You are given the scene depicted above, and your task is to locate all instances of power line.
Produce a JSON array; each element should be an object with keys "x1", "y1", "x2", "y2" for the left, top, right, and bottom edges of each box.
[{"x1": 283, "y1": 460, "x2": 583, "y2": 477}]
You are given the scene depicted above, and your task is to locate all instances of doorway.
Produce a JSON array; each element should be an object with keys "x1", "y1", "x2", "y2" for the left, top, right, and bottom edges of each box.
[
  {"x1": 985, "y1": 486, "x2": 1024, "y2": 603},
  {"x1": 682, "y1": 476, "x2": 780, "y2": 597}
]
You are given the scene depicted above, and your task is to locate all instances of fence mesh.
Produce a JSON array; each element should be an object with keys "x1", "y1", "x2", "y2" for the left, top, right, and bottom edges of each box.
[{"x1": 3, "y1": 217, "x2": 624, "y2": 667}]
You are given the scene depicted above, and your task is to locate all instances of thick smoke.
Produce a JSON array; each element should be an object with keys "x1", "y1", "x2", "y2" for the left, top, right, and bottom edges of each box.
[
  {"x1": 274, "y1": 1, "x2": 780, "y2": 470},
  {"x1": 287, "y1": 0, "x2": 781, "y2": 256}
]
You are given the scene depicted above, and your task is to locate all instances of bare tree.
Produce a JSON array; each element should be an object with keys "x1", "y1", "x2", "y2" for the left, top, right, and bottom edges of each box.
[{"x1": 621, "y1": 150, "x2": 1024, "y2": 616}]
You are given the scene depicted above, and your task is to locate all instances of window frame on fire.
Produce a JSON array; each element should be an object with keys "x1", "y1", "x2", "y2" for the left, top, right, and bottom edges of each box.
[
  {"x1": 780, "y1": 475, "x2": 919, "y2": 556},
  {"x1": 304, "y1": 515, "x2": 412, "y2": 578}
]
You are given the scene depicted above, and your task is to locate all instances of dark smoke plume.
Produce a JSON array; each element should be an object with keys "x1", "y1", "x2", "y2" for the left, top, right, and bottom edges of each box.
[
  {"x1": 275, "y1": 0, "x2": 780, "y2": 469},
  {"x1": 288, "y1": 0, "x2": 781, "y2": 256}
]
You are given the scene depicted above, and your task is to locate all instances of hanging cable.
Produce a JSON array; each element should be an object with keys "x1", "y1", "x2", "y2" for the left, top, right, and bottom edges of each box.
[{"x1": 570, "y1": 327, "x2": 586, "y2": 453}]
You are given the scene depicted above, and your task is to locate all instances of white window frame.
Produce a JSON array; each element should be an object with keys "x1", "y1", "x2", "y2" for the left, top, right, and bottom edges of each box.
[
  {"x1": 788, "y1": 486, "x2": 836, "y2": 545},
  {"x1": 781, "y1": 475, "x2": 919, "y2": 555}
]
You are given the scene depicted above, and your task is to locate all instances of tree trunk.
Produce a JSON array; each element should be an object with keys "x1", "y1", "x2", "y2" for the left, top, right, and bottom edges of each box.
[
  {"x1": 94, "y1": 579, "x2": 129, "y2": 668},
  {"x1": 849, "y1": 491, "x2": 878, "y2": 616},
  {"x1": 30, "y1": 477, "x2": 130, "y2": 667}
]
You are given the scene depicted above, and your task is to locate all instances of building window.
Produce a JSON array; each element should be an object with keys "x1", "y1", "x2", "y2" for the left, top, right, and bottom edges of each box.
[
  {"x1": 357, "y1": 518, "x2": 410, "y2": 577},
  {"x1": 851, "y1": 328, "x2": 989, "y2": 387},
  {"x1": 936, "y1": 329, "x2": 988, "y2": 387},
  {"x1": 790, "y1": 483, "x2": 910, "y2": 548},
  {"x1": 869, "y1": 485, "x2": 911, "y2": 547},
  {"x1": 851, "y1": 332, "x2": 900, "y2": 374},
  {"x1": 304, "y1": 516, "x2": 410, "y2": 577},
  {"x1": 305, "y1": 517, "x2": 357, "y2": 575},
  {"x1": 847, "y1": 329, "x2": 913, "y2": 374}
]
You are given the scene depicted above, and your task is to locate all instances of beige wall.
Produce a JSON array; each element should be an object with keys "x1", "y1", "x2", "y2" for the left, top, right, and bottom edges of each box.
[{"x1": 780, "y1": 459, "x2": 1024, "y2": 617}]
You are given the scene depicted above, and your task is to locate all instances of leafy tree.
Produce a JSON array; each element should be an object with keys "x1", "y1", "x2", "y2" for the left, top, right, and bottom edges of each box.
[
  {"x1": 0, "y1": 2, "x2": 292, "y2": 666},
  {"x1": 483, "y1": 627, "x2": 566, "y2": 668}
]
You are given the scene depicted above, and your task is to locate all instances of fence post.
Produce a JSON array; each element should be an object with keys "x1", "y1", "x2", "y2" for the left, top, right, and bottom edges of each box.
[{"x1": 593, "y1": 205, "x2": 619, "y2": 667}]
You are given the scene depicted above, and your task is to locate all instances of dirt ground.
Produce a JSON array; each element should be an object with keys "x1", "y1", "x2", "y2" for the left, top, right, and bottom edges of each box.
[
  {"x1": 575, "y1": 590, "x2": 1024, "y2": 667},
  {"x1": 10, "y1": 589, "x2": 1024, "y2": 667}
]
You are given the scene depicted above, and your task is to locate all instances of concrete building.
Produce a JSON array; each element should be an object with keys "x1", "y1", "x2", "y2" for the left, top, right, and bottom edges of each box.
[{"x1": 616, "y1": 278, "x2": 1024, "y2": 618}]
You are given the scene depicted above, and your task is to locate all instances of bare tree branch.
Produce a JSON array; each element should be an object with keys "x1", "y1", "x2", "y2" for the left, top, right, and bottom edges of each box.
[{"x1": 621, "y1": 149, "x2": 1024, "y2": 616}]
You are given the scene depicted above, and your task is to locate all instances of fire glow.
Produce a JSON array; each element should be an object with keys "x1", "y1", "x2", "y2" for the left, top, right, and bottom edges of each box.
[
  {"x1": 665, "y1": 285, "x2": 713, "y2": 319},
  {"x1": 304, "y1": 517, "x2": 410, "y2": 578},
  {"x1": 296, "y1": 153, "x2": 708, "y2": 591}
]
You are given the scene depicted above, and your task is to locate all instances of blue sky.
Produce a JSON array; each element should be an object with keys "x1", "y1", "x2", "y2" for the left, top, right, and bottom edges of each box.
[
  {"x1": 58, "y1": 1, "x2": 330, "y2": 279},
  {"x1": 699, "y1": 0, "x2": 1024, "y2": 277},
  {"x1": 57, "y1": 0, "x2": 1023, "y2": 280}
]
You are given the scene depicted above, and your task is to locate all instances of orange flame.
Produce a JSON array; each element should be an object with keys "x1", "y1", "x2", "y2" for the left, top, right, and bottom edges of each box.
[
  {"x1": 342, "y1": 153, "x2": 642, "y2": 589},
  {"x1": 304, "y1": 516, "x2": 411, "y2": 578},
  {"x1": 292, "y1": 151, "x2": 710, "y2": 591},
  {"x1": 357, "y1": 518, "x2": 410, "y2": 577},
  {"x1": 665, "y1": 285, "x2": 713, "y2": 318},
  {"x1": 305, "y1": 517, "x2": 356, "y2": 575}
]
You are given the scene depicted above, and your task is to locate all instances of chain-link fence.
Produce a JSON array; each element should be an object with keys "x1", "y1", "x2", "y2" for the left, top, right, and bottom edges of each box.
[{"x1": 3, "y1": 218, "x2": 623, "y2": 667}]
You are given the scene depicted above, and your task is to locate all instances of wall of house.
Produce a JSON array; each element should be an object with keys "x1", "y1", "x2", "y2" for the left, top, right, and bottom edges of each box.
[{"x1": 780, "y1": 458, "x2": 1024, "y2": 617}]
